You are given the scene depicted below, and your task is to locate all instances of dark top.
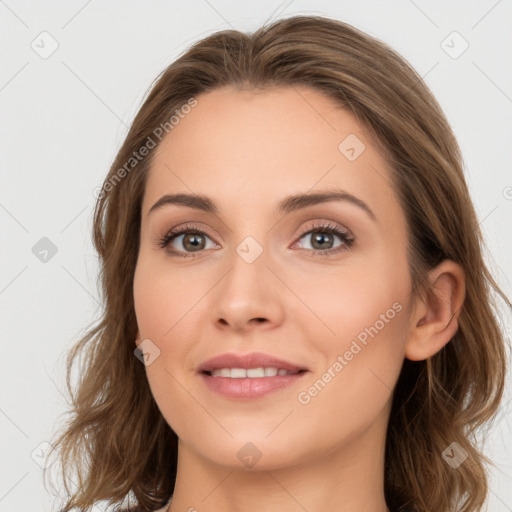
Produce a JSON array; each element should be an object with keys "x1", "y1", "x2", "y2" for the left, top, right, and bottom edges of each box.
[{"x1": 121, "y1": 503, "x2": 417, "y2": 512}]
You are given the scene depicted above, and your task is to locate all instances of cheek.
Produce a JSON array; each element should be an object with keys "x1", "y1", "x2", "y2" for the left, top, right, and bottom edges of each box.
[
  {"x1": 295, "y1": 256, "x2": 410, "y2": 411},
  {"x1": 292, "y1": 301, "x2": 408, "y2": 454},
  {"x1": 133, "y1": 252, "x2": 207, "y2": 339},
  {"x1": 299, "y1": 252, "x2": 410, "y2": 349},
  {"x1": 133, "y1": 257, "x2": 212, "y2": 428}
]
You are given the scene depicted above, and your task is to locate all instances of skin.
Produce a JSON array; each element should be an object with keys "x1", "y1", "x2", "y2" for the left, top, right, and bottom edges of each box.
[{"x1": 133, "y1": 85, "x2": 465, "y2": 512}]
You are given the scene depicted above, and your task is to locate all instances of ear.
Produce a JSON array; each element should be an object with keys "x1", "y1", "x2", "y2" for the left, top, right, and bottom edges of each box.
[
  {"x1": 135, "y1": 330, "x2": 141, "y2": 348},
  {"x1": 405, "y1": 260, "x2": 466, "y2": 361}
]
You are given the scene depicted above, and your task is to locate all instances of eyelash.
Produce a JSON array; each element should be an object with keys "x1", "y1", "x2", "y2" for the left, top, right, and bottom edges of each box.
[{"x1": 158, "y1": 221, "x2": 355, "y2": 258}]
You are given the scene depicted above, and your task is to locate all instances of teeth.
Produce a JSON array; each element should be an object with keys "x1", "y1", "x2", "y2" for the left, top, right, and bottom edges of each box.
[
  {"x1": 247, "y1": 367, "x2": 265, "y2": 378},
  {"x1": 210, "y1": 367, "x2": 299, "y2": 378}
]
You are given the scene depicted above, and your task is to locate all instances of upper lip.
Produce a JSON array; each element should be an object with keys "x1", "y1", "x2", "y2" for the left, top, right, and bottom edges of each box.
[{"x1": 198, "y1": 352, "x2": 308, "y2": 373}]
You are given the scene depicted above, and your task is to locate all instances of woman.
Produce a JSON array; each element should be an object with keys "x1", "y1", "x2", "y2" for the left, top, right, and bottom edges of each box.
[{"x1": 46, "y1": 15, "x2": 509, "y2": 512}]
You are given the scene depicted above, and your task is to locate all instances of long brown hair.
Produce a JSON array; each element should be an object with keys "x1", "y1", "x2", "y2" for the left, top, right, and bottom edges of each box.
[{"x1": 46, "y1": 15, "x2": 510, "y2": 512}]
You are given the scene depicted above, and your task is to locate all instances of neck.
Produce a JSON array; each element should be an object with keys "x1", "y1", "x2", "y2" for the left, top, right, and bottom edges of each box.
[{"x1": 169, "y1": 410, "x2": 390, "y2": 512}]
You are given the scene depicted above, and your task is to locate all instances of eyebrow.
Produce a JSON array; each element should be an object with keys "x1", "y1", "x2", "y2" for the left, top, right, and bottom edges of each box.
[{"x1": 148, "y1": 188, "x2": 376, "y2": 221}]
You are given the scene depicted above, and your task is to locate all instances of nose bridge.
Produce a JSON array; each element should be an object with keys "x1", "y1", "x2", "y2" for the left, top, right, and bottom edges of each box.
[{"x1": 211, "y1": 232, "x2": 282, "y2": 330}]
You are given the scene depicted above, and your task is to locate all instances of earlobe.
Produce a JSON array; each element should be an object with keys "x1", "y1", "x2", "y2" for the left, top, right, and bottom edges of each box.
[{"x1": 405, "y1": 260, "x2": 466, "y2": 361}]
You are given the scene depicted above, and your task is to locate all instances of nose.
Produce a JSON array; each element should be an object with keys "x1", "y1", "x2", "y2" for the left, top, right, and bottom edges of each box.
[{"x1": 211, "y1": 244, "x2": 285, "y2": 333}]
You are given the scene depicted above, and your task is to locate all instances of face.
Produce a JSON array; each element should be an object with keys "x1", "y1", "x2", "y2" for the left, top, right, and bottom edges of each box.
[{"x1": 133, "y1": 85, "x2": 414, "y2": 470}]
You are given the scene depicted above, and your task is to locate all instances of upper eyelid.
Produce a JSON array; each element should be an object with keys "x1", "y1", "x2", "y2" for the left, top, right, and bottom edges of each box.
[{"x1": 162, "y1": 220, "x2": 351, "y2": 237}]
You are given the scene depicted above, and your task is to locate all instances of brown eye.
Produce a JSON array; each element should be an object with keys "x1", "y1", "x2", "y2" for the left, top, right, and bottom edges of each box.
[
  {"x1": 295, "y1": 222, "x2": 354, "y2": 256},
  {"x1": 159, "y1": 224, "x2": 217, "y2": 258},
  {"x1": 179, "y1": 233, "x2": 206, "y2": 252}
]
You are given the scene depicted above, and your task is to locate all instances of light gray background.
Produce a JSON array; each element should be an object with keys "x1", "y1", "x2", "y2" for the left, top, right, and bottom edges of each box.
[{"x1": 1, "y1": 1, "x2": 511, "y2": 511}]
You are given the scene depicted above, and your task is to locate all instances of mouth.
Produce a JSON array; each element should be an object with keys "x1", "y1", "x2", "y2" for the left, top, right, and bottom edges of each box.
[
  {"x1": 202, "y1": 367, "x2": 307, "y2": 378},
  {"x1": 197, "y1": 352, "x2": 309, "y2": 399}
]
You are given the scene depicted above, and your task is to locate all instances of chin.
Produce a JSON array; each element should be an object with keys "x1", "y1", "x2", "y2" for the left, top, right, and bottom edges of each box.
[{"x1": 184, "y1": 432, "x2": 313, "y2": 472}]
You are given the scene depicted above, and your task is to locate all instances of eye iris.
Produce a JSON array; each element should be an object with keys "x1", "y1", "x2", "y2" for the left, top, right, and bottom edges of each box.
[
  {"x1": 312, "y1": 232, "x2": 333, "y2": 250},
  {"x1": 183, "y1": 233, "x2": 205, "y2": 251}
]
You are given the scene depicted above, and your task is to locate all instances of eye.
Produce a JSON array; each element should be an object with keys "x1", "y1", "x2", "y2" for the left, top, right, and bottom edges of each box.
[
  {"x1": 158, "y1": 223, "x2": 218, "y2": 258},
  {"x1": 294, "y1": 221, "x2": 354, "y2": 256},
  {"x1": 158, "y1": 221, "x2": 354, "y2": 258}
]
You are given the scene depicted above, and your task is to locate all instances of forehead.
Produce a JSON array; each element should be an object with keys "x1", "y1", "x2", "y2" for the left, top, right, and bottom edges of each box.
[{"x1": 143, "y1": 85, "x2": 399, "y2": 221}]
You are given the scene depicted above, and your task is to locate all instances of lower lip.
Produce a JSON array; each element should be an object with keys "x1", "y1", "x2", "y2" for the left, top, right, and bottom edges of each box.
[{"x1": 200, "y1": 372, "x2": 308, "y2": 399}]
